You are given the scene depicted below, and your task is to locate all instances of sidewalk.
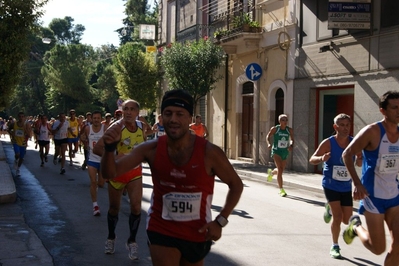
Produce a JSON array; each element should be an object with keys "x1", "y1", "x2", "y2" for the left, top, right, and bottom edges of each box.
[
  {"x1": 0, "y1": 139, "x2": 54, "y2": 266},
  {"x1": 0, "y1": 139, "x2": 16, "y2": 204},
  {"x1": 229, "y1": 159, "x2": 323, "y2": 194},
  {"x1": 0, "y1": 138, "x2": 324, "y2": 265}
]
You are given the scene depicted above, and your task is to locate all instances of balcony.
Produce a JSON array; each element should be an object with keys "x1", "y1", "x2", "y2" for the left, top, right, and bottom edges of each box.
[
  {"x1": 210, "y1": 10, "x2": 263, "y2": 54},
  {"x1": 213, "y1": 20, "x2": 262, "y2": 54}
]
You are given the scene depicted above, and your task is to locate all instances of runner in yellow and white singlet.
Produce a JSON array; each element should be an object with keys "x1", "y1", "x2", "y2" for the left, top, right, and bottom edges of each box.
[
  {"x1": 94, "y1": 99, "x2": 145, "y2": 260},
  {"x1": 67, "y1": 109, "x2": 79, "y2": 166},
  {"x1": 8, "y1": 112, "x2": 31, "y2": 176}
]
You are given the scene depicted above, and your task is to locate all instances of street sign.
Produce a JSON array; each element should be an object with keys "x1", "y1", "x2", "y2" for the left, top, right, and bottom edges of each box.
[
  {"x1": 328, "y1": 0, "x2": 371, "y2": 30},
  {"x1": 139, "y1": 24, "x2": 156, "y2": 40},
  {"x1": 245, "y1": 63, "x2": 262, "y2": 81},
  {"x1": 146, "y1": 46, "x2": 157, "y2": 53},
  {"x1": 117, "y1": 98, "x2": 124, "y2": 109}
]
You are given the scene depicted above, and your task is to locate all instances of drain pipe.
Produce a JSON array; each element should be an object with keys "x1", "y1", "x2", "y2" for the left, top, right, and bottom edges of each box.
[{"x1": 224, "y1": 54, "x2": 229, "y2": 154}]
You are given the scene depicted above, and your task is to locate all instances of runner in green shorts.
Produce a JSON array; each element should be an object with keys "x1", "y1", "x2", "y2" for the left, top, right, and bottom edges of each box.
[{"x1": 266, "y1": 114, "x2": 294, "y2": 197}]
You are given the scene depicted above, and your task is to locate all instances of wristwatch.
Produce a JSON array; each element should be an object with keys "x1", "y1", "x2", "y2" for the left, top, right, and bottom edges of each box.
[{"x1": 215, "y1": 215, "x2": 229, "y2": 227}]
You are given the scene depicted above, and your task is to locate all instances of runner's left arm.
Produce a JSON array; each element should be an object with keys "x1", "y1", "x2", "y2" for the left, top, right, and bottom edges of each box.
[{"x1": 199, "y1": 143, "x2": 243, "y2": 241}]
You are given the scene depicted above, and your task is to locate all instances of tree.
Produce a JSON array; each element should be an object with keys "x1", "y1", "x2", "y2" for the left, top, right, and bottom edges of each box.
[
  {"x1": 42, "y1": 44, "x2": 97, "y2": 114},
  {"x1": 160, "y1": 37, "x2": 224, "y2": 107},
  {"x1": 113, "y1": 42, "x2": 159, "y2": 110},
  {"x1": 118, "y1": 0, "x2": 158, "y2": 45},
  {"x1": 0, "y1": 0, "x2": 49, "y2": 109},
  {"x1": 48, "y1": 16, "x2": 85, "y2": 45},
  {"x1": 11, "y1": 29, "x2": 55, "y2": 115},
  {"x1": 91, "y1": 44, "x2": 119, "y2": 112}
]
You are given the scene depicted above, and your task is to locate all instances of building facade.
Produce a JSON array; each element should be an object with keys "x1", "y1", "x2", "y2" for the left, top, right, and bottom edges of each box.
[
  {"x1": 158, "y1": 0, "x2": 296, "y2": 165},
  {"x1": 294, "y1": 0, "x2": 399, "y2": 172},
  {"x1": 158, "y1": 0, "x2": 399, "y2": 173}
]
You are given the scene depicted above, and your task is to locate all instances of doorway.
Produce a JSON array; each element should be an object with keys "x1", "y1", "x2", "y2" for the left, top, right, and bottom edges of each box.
[
  {"x1": 315, "y1": 87, "x2": 354, "y2": 172},
  {"x1": 241, "y1": 95, "x2": 254, "y2": 158}
]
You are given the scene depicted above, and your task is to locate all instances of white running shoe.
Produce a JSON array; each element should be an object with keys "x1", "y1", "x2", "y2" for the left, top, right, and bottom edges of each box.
[
  {"x1": 126, "y1": 242, "x2": 138, "y2": 260},
  {"x1": 105, "y1": 238, "x2": 116, "y2": 254}
]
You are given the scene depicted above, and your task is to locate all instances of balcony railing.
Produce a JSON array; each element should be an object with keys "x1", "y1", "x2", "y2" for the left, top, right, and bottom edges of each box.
[{"x1": 211, "y1": 11, "x2": 262, "y2": 42}]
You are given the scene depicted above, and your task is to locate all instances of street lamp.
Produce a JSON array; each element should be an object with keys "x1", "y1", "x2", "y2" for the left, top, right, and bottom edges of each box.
[{"x1": 120, "y1": 26, "x2": 134, "y2": 36}]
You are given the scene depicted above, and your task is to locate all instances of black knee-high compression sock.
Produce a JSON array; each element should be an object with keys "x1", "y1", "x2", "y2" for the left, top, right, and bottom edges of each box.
[
  {"x1": 128, "y1": 213, "x2": 141, "y2": 243},
  {"x1": 107, "y1": 212, "x2": 119, "y2": 240}
]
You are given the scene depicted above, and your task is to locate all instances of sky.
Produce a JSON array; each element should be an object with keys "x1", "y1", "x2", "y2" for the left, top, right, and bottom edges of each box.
[{"x1": 41, "y1": 0, "x2": 126, "y2": 48}]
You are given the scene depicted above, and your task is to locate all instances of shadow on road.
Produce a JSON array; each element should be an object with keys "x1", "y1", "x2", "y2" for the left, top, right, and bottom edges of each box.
[
  {"x1": 285, "y1": 195, "x2": 359, "y2": 212},
  {"x1": 342, "y1": 256, "x2": 382, "y2": 266}
]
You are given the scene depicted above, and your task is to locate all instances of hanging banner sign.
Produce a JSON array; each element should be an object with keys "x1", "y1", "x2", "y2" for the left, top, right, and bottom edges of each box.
[
  {"x1": 328, "y1": 0, "x2": 371, "y2": 30},
  {"x1": 139, "y1": 24, "x2": 156, "y2": 40}
]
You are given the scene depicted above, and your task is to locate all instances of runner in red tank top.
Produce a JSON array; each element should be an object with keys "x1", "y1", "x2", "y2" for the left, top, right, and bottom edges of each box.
[{"x1": 101, "y1": 89, "x2": 243, "y2": 265}]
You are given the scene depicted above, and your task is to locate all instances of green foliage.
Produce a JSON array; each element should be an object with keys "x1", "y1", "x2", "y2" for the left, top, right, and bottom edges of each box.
[
  {"x1": 233, "y1": 13, "x2": 252, "y2": 28},
  {"x1": 233, "y1": 16, "x2": 243, "y2": 28},
  {"x1": 42, "y1": 44, "x2": 97, "y2": 114},
  {"x1": 10, "y1": 31, "x2": 54, "y2": 115},
  {"x1": 242, "y1": 13, "x2": 252, "y2": 24},
  {"x1": 0, "y1": 0, "x2": 49, "y2": 109},
  {"x1": 118, "y1": 0, "x2": 158, "y2": 45},
  {"x1": 214, "y1": 29, "x2": 230, "y2": 38},
  {"x1": 113, "y1": 42, "x2": 159, "y2": 110},
  {"x1": 49, "y1": 16, "x2": 85, "y2": 45},
  {"x1": 249, "y1": 20, "x2": 260, "y2": 27},
  {"x1": 91, "y1": 45, "x2": 119, "y2": 112},
  {"x1": 160, "y1": 38, "x2": 224, "y2": 105}
]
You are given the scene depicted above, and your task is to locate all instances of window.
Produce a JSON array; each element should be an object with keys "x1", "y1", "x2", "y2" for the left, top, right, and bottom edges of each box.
[
  {"x1": 242, "y1": 81, "x2": 254, "y2": 95},
  {"x1": 381, "y1": 0, "x2": 399, "y2": 28},
  {"x1": 274, "y1": 89, "x2": 284, "y2": 125}
]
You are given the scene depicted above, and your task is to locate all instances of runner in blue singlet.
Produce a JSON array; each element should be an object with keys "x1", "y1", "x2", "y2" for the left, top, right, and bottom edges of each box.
[{"x1": 342, "y1": 90, "x2": 399, "y2": 265}]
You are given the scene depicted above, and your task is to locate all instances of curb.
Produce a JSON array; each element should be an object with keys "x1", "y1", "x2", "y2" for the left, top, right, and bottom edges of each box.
[
  {"x1": 0, "y1": 141, "x2": 16, "y2": 204},
  {"x1": 236, "y1": 169, "x2": 323, "y2": 194}
]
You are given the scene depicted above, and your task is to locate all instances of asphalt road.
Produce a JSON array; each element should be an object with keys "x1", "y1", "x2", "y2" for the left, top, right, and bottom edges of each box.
[{"x1": 2, "y1": 140, "x2": 388, "y2": 266}]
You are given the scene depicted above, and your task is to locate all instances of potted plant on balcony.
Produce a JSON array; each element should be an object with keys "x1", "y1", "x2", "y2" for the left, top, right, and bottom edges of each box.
[
  {"x1": 249, "y1": 20, "x2": 262, "y2": 33},
  {"x1": 233, "y1": 14, "x2": 252, "y2": 32},
  {"x1": 213, "y1": 29, "x2": 229, "y2": 40},
  {"x1": 214, "y1": 30, "x2": 223, "y2": 40},
  {"x1": 242, "y1": 13, "x2": 252, "y2": 32}
]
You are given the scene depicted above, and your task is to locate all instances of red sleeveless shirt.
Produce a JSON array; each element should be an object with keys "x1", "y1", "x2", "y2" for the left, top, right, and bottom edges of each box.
[{"x1": 147, "y1": 135, "x2": 215, "y2": 242}]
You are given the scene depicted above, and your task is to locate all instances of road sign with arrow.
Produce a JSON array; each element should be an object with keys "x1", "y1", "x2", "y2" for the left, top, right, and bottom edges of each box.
[{"x1": 245, "y1": 63, "x2": 262, "y2": 81}]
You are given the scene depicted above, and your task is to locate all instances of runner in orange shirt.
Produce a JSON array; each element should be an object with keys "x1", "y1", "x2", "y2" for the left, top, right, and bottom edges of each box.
[{"x1": 189, "y1": 114, "x2": 209, "y2": 138}]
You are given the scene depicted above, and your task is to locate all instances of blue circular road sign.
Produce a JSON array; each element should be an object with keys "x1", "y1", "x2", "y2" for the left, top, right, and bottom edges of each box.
[{"x1": 245, "y1": 63, "x2": 263, "y2": 81}]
